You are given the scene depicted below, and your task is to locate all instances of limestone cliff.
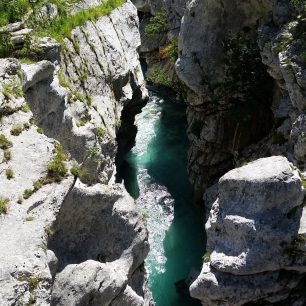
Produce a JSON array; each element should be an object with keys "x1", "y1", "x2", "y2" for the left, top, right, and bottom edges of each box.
[
  {"x1": 0, "y1": 1, "x2": 150, "y2": 305},
  {"x1": 190, "y1": 156, "x2": 306, "y2": 305},
  {"x1": 174, "y1": 0, "x2": 306, "y2": 305}
]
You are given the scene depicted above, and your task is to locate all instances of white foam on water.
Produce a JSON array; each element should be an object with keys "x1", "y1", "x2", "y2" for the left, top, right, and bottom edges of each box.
[{"x1": 130, "y1": 93, "x2": 175, "y2": 277}]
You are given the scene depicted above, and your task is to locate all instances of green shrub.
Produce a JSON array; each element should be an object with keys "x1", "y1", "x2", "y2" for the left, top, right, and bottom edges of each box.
[
  {"x1": 2, "y1": 78, "x2": 23, "y2": 98},
  {"x1": 21, "y1": 104, "x2": 31, "y2": 113},
  {"x1": 10, "y1": 124, "x2": 24, "y2": 136},
  {"x1": 25, "y1": 215, "x2": 34, "y2": 221},
  {"x1": 222, "y1": 33, "x2": 273, "y2": 105},
  {"x1": 0, "y1": 198, "x2": 9, "y2": 214},
  {"x1": 57, "y1": 70, "x2": 71, "y2": 88},
  {"x1": 96, "y1": 127, "x2": 105, "y2": 137},
  {"x1": 23, "y1": 188, "x2": 33, "y2": 199},
  {"x1": 71, "y1": 36, "x2": 80, "y2": 54},
  {"x1": 79, "y1": 71, "x2": 88, "y2": 84},
  {"x1": 202, "y1": 251, "x2": 212, "y2": 263},
  {"x1": 47, "y1": 144, "x2": 68, "y2": 182},
  {"x1": 77, "y1": 110, "x2": 92, "y2": 127},
  {"x1": 145, "y1": 11, "x2": 169, "y2": 36},
  {"x1": 146, "y1": 64, "x2": 173, "y2": 88},
  {"x1": 86, "y1": 95, "x2": 93, "y2": 106},
  {"x1": 115, "y1": 116, "x2": 121, "y2": 128},
  {"x1": 37, "y1": 127, "x2": 44, "y2": 134},
  {"x1": 28, "y1": 275, "x2": 40, "y2": 292},
  {"x1": 0, "y1": 134, "x2": 12, "y2": 149},
  {"x1": 159, "y1": 37, "x2": 179, "y2": 62},
  {"x1": 0, "y1": 0, "x2": 30, "y2": 27},
  {"x1": 5, "y1": 168, "x2": 14, "y2": 179},
  {"x1": 33, "y1": 179, "x2": 43, "y2": 191},
  {"x1": 1, "y1": 0, "x2": 124, "y2": 58},
  {"x1": 57, "y1": 70, "x2": 87, "y2": 104},
  {"x1": 0, "y1": 31, "x2": 13, "y2": 58},
  {"x1": 45, "y1": 226, "x2": 55, "y2": 237},
  {"x1": 70, "y1": 162, "x2": 87, "y2": 178},
  {"x1": 87, "y1": 145, "x2": 100, "y2": 162}
]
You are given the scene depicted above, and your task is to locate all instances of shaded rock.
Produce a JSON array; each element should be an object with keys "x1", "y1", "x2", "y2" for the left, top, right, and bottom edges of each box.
[
  {"x1": 31, "y1": 37, "x2": 61, "y2": 62},
  {"x1": 190, "y1": 263, "x2": 299, "y2": 306},
  {"x1": 22, "y1": 60, "x2": 55, "y2": 91},
  {"x1": 111, "y1": 285, "x2": 144, "y2": 306},
  {"x1": 175, "y1": 0, "x2": 275, "y2": 199},
  {"x1": 0, "y1": 58, "x2": 20, "y2": 78},
  {"x1": 51, "y1": 260, "x2": 128, "y2": 306},
  {"x1": 48, "y1": 181, "x2": 149, "y2": 271},
  {"x1": 10, "y1": 28, "x2": 33, "y2": 46}
]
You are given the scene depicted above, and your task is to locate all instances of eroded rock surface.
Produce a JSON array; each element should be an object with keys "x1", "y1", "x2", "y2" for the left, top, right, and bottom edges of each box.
[
  {"x1": 190, "y1": 156, "x2": 306, "y2": 305},
  {"x1": 0, "y1": 1, "x2": 150, "y2": 305},
  {"x1": 174, "y1": 0, "x2": 276, "y2": 199}
]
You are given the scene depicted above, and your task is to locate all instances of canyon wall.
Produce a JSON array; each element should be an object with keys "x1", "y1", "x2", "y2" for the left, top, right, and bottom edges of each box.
[
  {"x1": 133, "y1": 0, "x2": 306, "y2": 304},
  {"x1": 0, "y1": 1, "x2": 151, "y2": 305},
  {"x1": 176, "y1": 0, "x2": 306, "y2": 304}
]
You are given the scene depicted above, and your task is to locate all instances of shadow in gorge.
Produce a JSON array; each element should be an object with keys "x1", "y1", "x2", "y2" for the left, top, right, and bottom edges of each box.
[{"x1": 117, "y1": 87, "x2": 205, "y2": 306}]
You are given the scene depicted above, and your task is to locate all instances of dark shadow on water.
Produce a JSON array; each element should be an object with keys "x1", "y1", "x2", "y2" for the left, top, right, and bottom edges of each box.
[
  {"x1": 117, "y1": 159, "x2": 140, "y2": 199},
  {"x1": 118, "y1": 89, "x2": 205, "y2": 306}
]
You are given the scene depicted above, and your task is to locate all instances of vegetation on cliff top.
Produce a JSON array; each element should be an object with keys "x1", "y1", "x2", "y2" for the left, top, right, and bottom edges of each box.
[
  {"x1": 0, "y1": 0, "x2": 125, "y2": 57},
  {"x1": 37, "y1": 0, "x2": 125, "y2": 42}
]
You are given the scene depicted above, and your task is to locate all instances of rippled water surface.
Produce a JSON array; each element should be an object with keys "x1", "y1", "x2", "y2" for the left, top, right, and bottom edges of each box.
[{"x1": 118, "y1": 91, "x2": 205, "y2": 306}]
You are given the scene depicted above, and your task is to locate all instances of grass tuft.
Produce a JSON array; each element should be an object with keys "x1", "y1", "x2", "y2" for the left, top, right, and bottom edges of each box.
[
  {"x1": 47, "y1": 144, "x2": 68, "y2": 182},
  {"x1": 202, "y1": 251, "x2": 212, "y2": 263},
  {"x1": 70, "y1": 162, "x2": 87, "y2": 178},
  {"x1": 21, "y1": 104, "x2": 31, "y2": 113},
  {"x1": 2, "y1": 78, "x2": 23, "y2": 99},
  {"x1": 10, "y1": 124, "x2": 24, "y2": 136},
  {"x1": 25, "y1": 215, "x2": 34, "y2": 221},
  {"x1": 0, "y1": 134, "x2": 13, "y2": 149},
  {"x1": 0, "y1": 198, "x2": 9, "y2": 214},
  {"x1": 96, "y1": 127, "x2": 105, "y2": 137},
  {"x1": 5, "y1": 168, "x2": 14, "y2": 179},
  {"x1": 45, "y1": 226, "x2": 55, "y2": 237},
  {"x1": 23, "y1": 188, "x2": 33, "y2": 199}
]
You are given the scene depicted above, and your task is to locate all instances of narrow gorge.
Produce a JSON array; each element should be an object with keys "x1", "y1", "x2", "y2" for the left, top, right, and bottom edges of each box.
[{"x1": 0, "y1": 0, "x2": 306, "y2": 306}]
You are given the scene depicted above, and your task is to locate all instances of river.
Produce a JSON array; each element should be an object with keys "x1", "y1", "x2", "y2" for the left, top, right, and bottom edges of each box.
[{"x1": 118, "y1": 89, "x2": 205, "y2": 306}]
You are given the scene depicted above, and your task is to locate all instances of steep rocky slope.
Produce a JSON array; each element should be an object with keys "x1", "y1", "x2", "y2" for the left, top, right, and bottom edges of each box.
[{"x1": 0, "y1": 1, "x2": 150, "y2": 305}]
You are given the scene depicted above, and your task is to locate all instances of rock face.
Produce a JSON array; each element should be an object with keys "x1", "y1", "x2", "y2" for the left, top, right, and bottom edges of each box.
[
  {"x1": 0, "y1": 1, "x2": 150, "y2": 305},
  {"x1": 190, "y1": 156, "x2": 306, "y2": 305},
  {"x1": 173, "y1": 0, "x2": 306, "y2": 205},
  {"x1": 174, "y1": 0, "x2": 277, "y2": 200}
]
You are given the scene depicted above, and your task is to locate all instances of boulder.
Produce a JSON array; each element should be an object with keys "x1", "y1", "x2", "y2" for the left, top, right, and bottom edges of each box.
[{"x1": 191, "y1": 156, "x2": 305, "y2": 305}]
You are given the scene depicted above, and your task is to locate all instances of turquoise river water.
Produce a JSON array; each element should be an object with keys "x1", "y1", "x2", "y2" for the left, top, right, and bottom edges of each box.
[{"x1": 118, "y1": 90, "x2": 205, "y2": 306}]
